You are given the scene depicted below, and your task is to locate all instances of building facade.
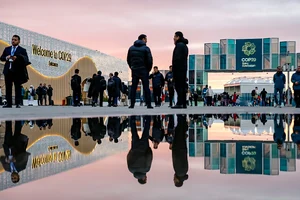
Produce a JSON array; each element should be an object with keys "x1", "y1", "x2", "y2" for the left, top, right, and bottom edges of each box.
[
  {"x1": 188, "y1": 38, "x2": 299, "y2": 95},
  {"x1": 0, "y1": 21, "x2": 128, "y2": 105}
]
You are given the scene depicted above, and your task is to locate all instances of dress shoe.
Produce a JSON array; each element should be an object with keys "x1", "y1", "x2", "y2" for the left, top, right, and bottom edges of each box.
[
  {"x1": 16, "y1": 105, "x2": 21, "y2": 108},
  {"x1": 128, "y1": 105, "x2": 134, "y2": 109},
  {"x1": 147, "y1": 105, "x2": 154, "y2": 109},
  {"x1": 2, "y1": 105, "x2": 12, "y2": 108}
]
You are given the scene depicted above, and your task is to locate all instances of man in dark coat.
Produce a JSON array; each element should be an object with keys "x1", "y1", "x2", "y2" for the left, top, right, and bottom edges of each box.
[
  {"x1": 172, "y1": 115, "x2": 189, "y2": 187},
  {"x1": 165, "y1": 65, "x2": 175, "y2": 107},
  {"x1": 149, "y1": 66, "x2": 165, "y2": 107},
  {"x1": 71, "y1": 69, "x2": 82, "y2": 107},
  {"x1": 127, "y1": 115, "x2": 152, "y2": 184},
  {"x1": 273, "y1": 114, "x2": 286, "y2": 149},
  {"x1": 0, "y1": 121, "x2": 30, "y2": 184},
  {"x1": 47, "y1": 84, "x2": 53, "y2": 106},
  {"x1": 107, "y1": 73, "x2": 115, "y2": 107},
  {"x1": 0, "y1": 35, "x2": 30, "y2": 108},
  {"x1": 171, "y1": 31, "x2": 189, "y2": 109},
  {"x1": 90, "y1": 71, "x2": 106, "y2": 107},
  {"x1": 127, "y1": 34, "x2": 153, "y2": 109},
  {"x1": 112, "y1": 72, "x2": 122, "y2": 107}
]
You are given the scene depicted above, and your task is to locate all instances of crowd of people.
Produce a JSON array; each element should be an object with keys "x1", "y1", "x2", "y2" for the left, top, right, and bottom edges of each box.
[{"x1": 1, "y1": 35, "x2": 300, "y2": 109}]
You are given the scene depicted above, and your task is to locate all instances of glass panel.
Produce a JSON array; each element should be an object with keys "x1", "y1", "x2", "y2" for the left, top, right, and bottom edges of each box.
[
  {"x1": 189, "y1": 55, "x2": 195, "y2": 70},
  {"x1": 271, "y1": 43, "x2": 279, "y2": 54},
  {"x1": 263, "y1": 38, "x2": 270, "y2": 54},
  {"x1": 297, "y1": 53, "x2": 300, "y2": 66},
  {"x1": 228, "y1": 39, "x2": 235, "y2": 44},
  {"x1": 220, "y1": 55, "x2": 226, "y2": 69},
  {"x1": 189, "y1": 70, "x2": 195, "y2": 84},
  {"x1": 220, "y1": 39, "x2": 226, "y2": 55},
  {"x1": 211, "y1": 55, "x2": 219, "y2": 70},
  {"x1": 263, "y1": 55, "x2": 270, "y2": 69},
  {"x1": 287, "y1": 45, "x2": 296, "y2": 53},
  {"x1": 228, "y1": 55, "x2": 235, "y2": 70},
  {"x1": 212, "y1": 43, "x2": 220, "y2": 55},
  {"x1": 205, "y1": 43, "x2": 211, "y2": 55},
  {"x1": 196, "y1": 55, "x2": 204, "y2": 70},
  {"x1": 280, "y1": 42, "x2": 287, "y2": 54},
  {"x1": 196, "y1": 70, "x2": 203, "y2": 84},
  {"x1": 272, "y1": 54, "x2": 279, "y2": 69},
  {"x1": 280, "y1": 55, "x2": 286, "y2": 66},
  {"x1": 228, "y1": 44, "x2": 235, "y2": 55},
  {"x1": 205, "y1": 55, "x2": 210, "y2": 70}
]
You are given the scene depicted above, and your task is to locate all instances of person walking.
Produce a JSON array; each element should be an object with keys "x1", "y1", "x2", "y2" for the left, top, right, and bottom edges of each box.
[
  {"x1": 206, "y1": 86, "x2": 214, "y2": 106},
  {"x1": 171, "y1": 32, "x2": 189, "y2": 109},
  {"x1": 273, "y1": 66, "x2": 286, "y2": 108},
  {"x1": 127, "y1": 34, "x2": 153, "y2": 109},
  {"x1": 292, "y1": 66, "x2": 300, "y2": 108},
  {"x1": 0, "y1": 35, "x2": 30, "y2": 108},
  {"x1": 165, "y1": 65, "x2": 174, "y2": 107},
  {"x1": 260, "y1": 88, "x2": 267, "y2": 106},
  {"x1": 149, "y1": 66, "x2": 165, "y2": 107}
]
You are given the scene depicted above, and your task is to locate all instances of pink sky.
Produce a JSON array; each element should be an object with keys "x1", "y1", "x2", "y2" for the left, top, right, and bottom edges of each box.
[
  {"x1": 0, "y1": 142, "x2": 299, "y2": 200},
  {"x1": 1, "y1": 0, "x2": 300, "y2": 69}
]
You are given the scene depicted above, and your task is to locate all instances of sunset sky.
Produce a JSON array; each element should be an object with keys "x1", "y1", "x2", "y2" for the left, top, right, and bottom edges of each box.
[{"x1": 1, "y1": 0, "x2": 300, "y2": 89}]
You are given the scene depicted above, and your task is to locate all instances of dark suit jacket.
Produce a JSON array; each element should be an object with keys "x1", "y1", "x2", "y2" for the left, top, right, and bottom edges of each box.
[{"x1": 0, "y1": 46, "x2": 30, "y2": 84}]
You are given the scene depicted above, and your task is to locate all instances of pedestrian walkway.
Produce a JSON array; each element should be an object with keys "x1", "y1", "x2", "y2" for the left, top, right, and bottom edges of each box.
[{"x1": 0, "y1": 105, "x2": 299, "y2": 120}]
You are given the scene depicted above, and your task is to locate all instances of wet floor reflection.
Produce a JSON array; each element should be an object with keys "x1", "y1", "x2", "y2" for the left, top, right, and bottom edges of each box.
[{"x1": 0, "y1": 113, "x2": 299, "y2": 195}]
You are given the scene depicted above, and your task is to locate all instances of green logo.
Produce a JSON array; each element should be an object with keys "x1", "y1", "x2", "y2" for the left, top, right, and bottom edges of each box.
[
  {"x1": 242, "y1": 156, "x2": 256, "y2": 171},
  {"x1": 242, "y1": 42, "x2": 256, "y2": 56}
]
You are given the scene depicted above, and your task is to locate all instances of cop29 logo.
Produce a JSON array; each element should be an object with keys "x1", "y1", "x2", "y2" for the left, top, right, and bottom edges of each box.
[{"x1": 242, "y1": 42, "x2": 256, "y2": 56}]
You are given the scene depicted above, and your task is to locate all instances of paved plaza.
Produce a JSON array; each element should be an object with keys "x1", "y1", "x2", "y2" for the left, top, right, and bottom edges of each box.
[{"x1": 0, "y1": 105, "x2": 299, "y2": 120}]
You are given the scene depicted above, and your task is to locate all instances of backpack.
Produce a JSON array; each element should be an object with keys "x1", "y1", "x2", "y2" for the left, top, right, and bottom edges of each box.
[
  {"x1": 251, "y1": 90, "x2": 256, "y2": 96},
  {"x1": 31, "y1": 89, "x2": 36, "y2": 96},
  {"x1": 107, "y1": 79, "x2": 116, "y2": 91},
  {"x1": 100, "y1": 78, "x2": 107, "y2": 90},
  {"x1": 71, "y1": 76, "x2": 79, "y2": 90}
]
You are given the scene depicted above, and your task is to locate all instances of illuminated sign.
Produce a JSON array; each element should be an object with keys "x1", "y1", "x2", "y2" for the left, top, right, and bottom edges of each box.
[
  {"x1": 31, "y1": 148, "x2": 71, "y2": 169},
  {"x1": 236, "y1": 39, "x2": 262, "y2": 71},
  {"x1": 48, "y1": 61, "x2": 58, "y2": 67},
  {"x1": 236, "y1": 142, "x2": 262, "y2": 174},
  {"x1": 32, "y1": 44, "x2": 72, "y2": 62}
]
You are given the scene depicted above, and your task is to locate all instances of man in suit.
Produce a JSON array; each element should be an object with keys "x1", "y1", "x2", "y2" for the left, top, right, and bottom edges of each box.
[{"x1": 0, "y1": 35, "x2": 30, "y2": 108}]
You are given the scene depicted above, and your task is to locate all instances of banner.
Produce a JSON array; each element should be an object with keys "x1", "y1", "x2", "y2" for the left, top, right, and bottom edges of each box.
[
  {"x1": 236, "y1": 142, "x2": 263, "y2": 174},
  {"x1": 236, "y1": 39, "x2": 263, "y2": 71}
]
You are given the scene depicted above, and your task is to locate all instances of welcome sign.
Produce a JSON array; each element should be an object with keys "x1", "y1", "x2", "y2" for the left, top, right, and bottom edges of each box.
[{"x1": 236, "y1": 39, "x2": 263, "y2": 71}]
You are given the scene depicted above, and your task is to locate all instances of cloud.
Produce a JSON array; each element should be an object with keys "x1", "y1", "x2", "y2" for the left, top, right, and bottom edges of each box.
[{"x1": 0, "y1": 0, "x2": 300, "y2": 68}]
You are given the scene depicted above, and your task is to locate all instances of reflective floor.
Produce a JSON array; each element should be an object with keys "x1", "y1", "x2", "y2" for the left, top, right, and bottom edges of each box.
[{"x1": 0, "y1": 113, "x2": 299, "y2": 200}]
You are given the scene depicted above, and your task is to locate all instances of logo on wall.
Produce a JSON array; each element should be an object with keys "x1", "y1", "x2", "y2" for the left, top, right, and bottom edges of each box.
[
  {"x1": 236, "y1": 39, "x2": 262, "y2": 71},
  {"x1": 236, "y1": 142, "x2": 262, "y2": 174},
  {"x1": 242, "y1": 42, "x2": 256, "y2": 56}
]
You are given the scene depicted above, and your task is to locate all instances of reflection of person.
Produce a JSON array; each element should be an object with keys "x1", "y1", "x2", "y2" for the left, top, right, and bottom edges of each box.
[
  {"x1": 127, "y1": 116, "x2": 152, "y2": 185},
  {"x1": 292, "y1": 114, "x2": 300, "y2": 149},
  {"x1": 0, "y1": 35, "x2": 30, "y2": 108},
  {"x1": 273, "y1": 114, "x2": 286, "y2": 149},
  {"x1": 88, "y1": 117, "x2": 107, "y2": 144},
  {"x1": 0, "y1": 121, "x2": 30, "y2": 184},
  {"x1": 166, "y1": 115, "x2": 175, "y2": 150},
  {"x1": 107, "y1": 117, "x2": 121, "y2": 143},
  {"x1": 71, "y1": 118, "x2": 82, "y2": 146},
  {"x1": 172, "y1": 115, "x2": 189, "y2": 187},
  {"x1": 149, "y1": 115, "x2": 164, "y2": 149}
]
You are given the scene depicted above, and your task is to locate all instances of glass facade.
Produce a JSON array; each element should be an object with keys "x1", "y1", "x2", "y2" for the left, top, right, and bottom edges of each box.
[
  {"x1": 193, "y1": 37, "x2": 295, "y2": 72},
  {"x1": 280, "y1": 41, "x2": 297, "y2": 68},
  {"x1": 0, "y1": 21, "x2": 128, "y2": 80},
  {"x1": 188, "y1": 55, "x2": 207, "y2": 95},
  {"x1": 298, "y1": 53, "x2": 300, "y2": 66}
]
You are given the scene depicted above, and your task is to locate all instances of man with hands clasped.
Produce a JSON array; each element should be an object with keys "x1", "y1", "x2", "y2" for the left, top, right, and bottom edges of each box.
[{"x1": 292, "y1": 66, "x2": 300, "y2": 108}]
